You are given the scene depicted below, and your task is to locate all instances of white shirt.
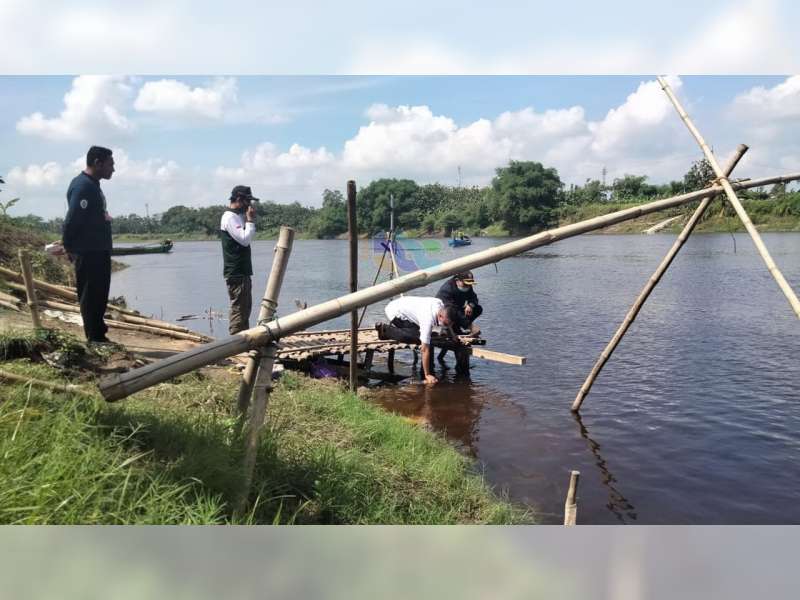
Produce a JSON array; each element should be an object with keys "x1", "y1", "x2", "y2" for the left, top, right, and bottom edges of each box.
[
  {"x1": 385, "y1": 296, "x2": 443, "y2": 345},
  {"x1": 220, "y1": 210, "x2": 255, "y2": 246}
]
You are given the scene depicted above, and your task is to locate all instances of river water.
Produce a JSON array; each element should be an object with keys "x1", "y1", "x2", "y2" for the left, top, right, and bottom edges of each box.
[{"x1": 110, "y1": 233, "x2": 800, "y2": 524}]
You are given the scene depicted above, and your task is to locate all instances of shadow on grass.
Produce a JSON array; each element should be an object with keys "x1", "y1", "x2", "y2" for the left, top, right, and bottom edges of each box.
[{"x1": 93, "y1": 404, "x2": 359, "y2": 524}]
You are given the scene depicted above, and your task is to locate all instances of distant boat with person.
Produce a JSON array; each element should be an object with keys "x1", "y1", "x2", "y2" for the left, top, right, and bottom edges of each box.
[{"x1": 448, "y1": 232, "x2": 472, "y2": 247}]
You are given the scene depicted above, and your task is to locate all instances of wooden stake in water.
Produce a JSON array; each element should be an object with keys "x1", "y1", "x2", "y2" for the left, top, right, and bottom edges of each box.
[
  {"x1": 564, "y1": 470, "x2": 580, "y2": 526},
  {"x1": 572, "y1": 144, "x2": 749, "y2": 412},
  {"x1": 348, "y1": 180, "x2": 359, "y2": 393},
  {"x1": 18, "y1": 250, "x2": 41, "y2": 329},
  {"x1": 658, "y1": 76, "x2": 800, "y2": 319}
]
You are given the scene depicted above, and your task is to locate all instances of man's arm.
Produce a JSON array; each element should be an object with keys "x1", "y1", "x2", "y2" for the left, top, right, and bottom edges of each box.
[
  {"x1": 418, "y1": 317, "x2": 438, "y2": 384},
  {"x1": 222, "y1": 211, "x2": 256, "y2": 246},
  {"x1": 420, "y1": 344, "x2": 438, "y2": 384},
  {"x1": 62, "y1": 185, "x2": 88, "y2": 253}
]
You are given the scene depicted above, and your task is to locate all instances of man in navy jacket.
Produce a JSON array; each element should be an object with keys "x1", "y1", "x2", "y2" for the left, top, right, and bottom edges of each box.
[{"x1": 62, "y1": 146, "x2": 115, "y2": 343}]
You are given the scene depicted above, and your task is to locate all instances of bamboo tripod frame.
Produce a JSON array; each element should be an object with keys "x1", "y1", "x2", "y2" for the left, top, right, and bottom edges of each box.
[
  {"x1": 658, "y1": 76, "x2": 800, "y2": 318},
  {"x1": 571, "y1": 144, "x2": 749, "y2": 412}
]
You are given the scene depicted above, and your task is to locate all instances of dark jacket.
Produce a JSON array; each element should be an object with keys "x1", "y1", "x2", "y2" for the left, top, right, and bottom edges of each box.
[
  {"x1": 436, "y1": 277, "x2": 479, "y2": 310},
  {"x1": 62, "y1": 172, "x2": 112, "y2": 253}
]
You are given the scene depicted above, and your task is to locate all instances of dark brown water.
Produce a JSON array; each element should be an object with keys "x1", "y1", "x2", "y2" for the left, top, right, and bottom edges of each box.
[{"x1": 111, "y1": 233, "x2": 800, "y2": 523}]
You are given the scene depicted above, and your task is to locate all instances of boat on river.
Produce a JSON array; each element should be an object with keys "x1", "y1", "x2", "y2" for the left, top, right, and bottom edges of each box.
[
  {"x1": 448, "y1": 233, "x2": 472, "y2": 247},
  {"x1": 111, "y1": 239, "x2": 173, "y2": 256}
]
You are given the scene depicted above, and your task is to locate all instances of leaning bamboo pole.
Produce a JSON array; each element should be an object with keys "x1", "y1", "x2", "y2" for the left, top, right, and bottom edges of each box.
[
  {"x1": 18, "y1": 251, "x2": 41, "y2": 329},
  {"x1": 98, "y1": 171, "x2": 800, "y2": 402},
  {"x1": 236, "y1": 227, "x2": 294, "y2": 516},
  {"x1": 658, "y1": 76, "x2": 800, "y2": 318},
  {"x1": 571, "y1": 144, "x2": 749, "y2": 412},
  {"x1": 237, "y1": 226, "x2": 295, "y2": 414}
]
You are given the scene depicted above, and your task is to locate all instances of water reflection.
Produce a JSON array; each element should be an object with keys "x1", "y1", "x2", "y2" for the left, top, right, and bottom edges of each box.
[
  {"x1": 573, "y1": 412, "x2": 638, "y2": 523},
  {"x1": 371, "y1": 361, "x2": 526, "y2": 457}
]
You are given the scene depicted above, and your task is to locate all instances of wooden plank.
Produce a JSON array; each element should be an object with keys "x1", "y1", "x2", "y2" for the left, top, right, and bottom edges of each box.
[{"x1": 469, "y1": 347, "x2": 526, "y2": 365}]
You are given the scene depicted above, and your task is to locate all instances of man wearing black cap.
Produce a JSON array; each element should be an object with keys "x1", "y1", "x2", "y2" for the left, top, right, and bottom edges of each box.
[
  {"x1": 435, "y1": 271, "x2": 482, "y2": 335},
  {"x1": 63, "y1": 145, "x2": 115, "y2": 344},
  {"x1": 220, "y1": 185, "x2": 258, "y2": 334}
]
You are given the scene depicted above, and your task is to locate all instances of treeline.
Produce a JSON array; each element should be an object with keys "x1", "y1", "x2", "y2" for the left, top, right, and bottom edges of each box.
[{"x1": 4, "y1": 159, "x2": 799, "y2": 239}]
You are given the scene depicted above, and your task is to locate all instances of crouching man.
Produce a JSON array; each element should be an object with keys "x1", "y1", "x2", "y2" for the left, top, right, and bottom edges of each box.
[{"x1": 376, "y1": 296, "x2": 458, "y2": 385}]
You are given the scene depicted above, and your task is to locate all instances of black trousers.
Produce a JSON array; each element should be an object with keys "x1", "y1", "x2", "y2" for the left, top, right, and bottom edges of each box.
[
  {"x1": 74, "y1": 251, "x2": 111, "y2": 342},
  {"x1": 455, "y1": 303, "x2": 482, "y2": 332},
  {"x1": 384, "y1": 317, "x2": 422, "y2": 344}
]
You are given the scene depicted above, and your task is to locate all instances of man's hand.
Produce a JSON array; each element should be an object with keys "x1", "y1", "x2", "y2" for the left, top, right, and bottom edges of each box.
[
  {"x1": 464, "y1": 304, "x2": 473, "y2": 317},
  {"x1": 424, "y1": 373, "x2": 438, "y2": 385},
  {"x1": 246, "y1": 205, "x2": 257, "y2": 222},
  {"x1": 104, "y1": 212, "x2": 112, "y2": 222}
]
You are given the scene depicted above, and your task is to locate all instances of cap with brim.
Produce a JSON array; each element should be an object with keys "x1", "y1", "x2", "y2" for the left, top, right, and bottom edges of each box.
[
  {"x1": 455, "y1": 272, "x2": 476, "y2": 285},
  {"x1": 230, "y1": 185, "x2": 260, "y2": 202}
]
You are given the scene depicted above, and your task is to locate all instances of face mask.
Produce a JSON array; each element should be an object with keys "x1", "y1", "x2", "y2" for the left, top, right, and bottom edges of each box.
[{"x1": 456, "y1": 283, "x2": 469, "y2": 292}]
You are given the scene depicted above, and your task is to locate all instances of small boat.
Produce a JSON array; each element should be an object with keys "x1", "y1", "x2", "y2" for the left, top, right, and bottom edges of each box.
[
  {"x1": 448, "y1": 233, "x2": 472, "y2": 247},
  {"x1": 111, "y1": 239, "x2": 173, "y2": 256}
]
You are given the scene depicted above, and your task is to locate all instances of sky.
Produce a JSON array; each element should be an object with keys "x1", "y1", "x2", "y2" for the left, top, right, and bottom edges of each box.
[
  {"x1": 2, "y1": 74, "x2": 798, "y2": 218},
  {"x1": 1, "y1": 0, "x2": 799, "y2": 219}
]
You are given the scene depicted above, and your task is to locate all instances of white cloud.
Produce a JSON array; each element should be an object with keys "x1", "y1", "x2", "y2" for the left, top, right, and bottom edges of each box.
[
  {"x1": 731, "y1": 75, "x2": 800, "y2": 121},
  {"x1": 214, "y1": 77, "x2": 698, "y2": 205},
  {"x1": 7, "y1": 162, "x2": 65, "y2": 188},
  {"x1": 16, "y1": 75, "x2": 134, "y2": 141},
  {"x1": 134, "y1": 78, "x2": 238, "y2": 119}
]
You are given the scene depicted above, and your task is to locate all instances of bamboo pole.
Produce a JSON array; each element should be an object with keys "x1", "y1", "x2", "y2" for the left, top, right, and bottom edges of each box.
[
  {"x1": 237, "y1": 226, "x2": 295, "y2": 414},
  {"x1": 97, "y1": 171, "x2": 800, "y2": 402},
  {"x1": 236, "y1": 227, "x2": 295, "y2": 516},
  {"x1": 0, "y1": 289, "x2": 22, "y2": 306},
  {"x1": 563, "y1": 470, "x2": 580, "y2": 526},
  {"x1": 18, "y1": 251, "x2": 41, "y2": 329},
  {"x1": 0, "y1": 299, "x2": 21, "y2": 312},
  {"x1": 347, "y1": 180, "x2": 358, "y2": 393},
  {"x1": 35, "y1": 298, "x2": 207, "y2": 342},
  {"x1": 658, "y1": 76, "x2": 800, "y2": 318},
  {"x1": 572, "y1": 144, "x2": 749, "y2": 412},
  {"x1": 0, "y1": 266, "x2": 78, "y2": 302},
  {"x1": 0, "y1": 368, "x2": 94, "y2": 397}
]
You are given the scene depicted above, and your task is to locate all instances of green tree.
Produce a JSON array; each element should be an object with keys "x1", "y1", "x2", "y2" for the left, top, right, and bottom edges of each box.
[
  {"x1": 611, "y1": 174, "x2": 658, "y2": 201},
  {"x1": 683, "y1": 158, "x2": 714, "y2": 191},
  {"x1": 491, "y1": 161, "x2": 563, "y2": 234},
  {"x1": 356, "y1": 178, "x2": 420, "y2": 234},
  {"x1": 308, "y1": 189, "x2": 348, "y2": 238}
]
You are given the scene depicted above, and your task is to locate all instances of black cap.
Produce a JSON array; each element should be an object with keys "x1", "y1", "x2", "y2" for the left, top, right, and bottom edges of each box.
[
  {"x1": 455, "y1": 271, "x2": 476, "y2": 285},
  {"x1": 230, "y1": 185, "x2": 260, "y2": 202}
]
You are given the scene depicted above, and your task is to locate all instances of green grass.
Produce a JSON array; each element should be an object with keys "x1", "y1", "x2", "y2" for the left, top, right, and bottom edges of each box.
[{"x1": 0, "y1": 335, "x2": 530, "y2": 524}]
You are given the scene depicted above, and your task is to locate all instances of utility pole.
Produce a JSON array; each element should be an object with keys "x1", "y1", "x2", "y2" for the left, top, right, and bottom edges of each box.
[
  {"x1": 457, "y1": 165, "x2": 462, "y2": 188},
  {"x1": 145, "y1": 203, "x2": 150, "y2": 233}
]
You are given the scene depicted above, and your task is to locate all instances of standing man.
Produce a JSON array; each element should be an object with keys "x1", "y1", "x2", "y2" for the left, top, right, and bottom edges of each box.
[
  {"x1": 220, "y1": 185, "x2": 258, "y2": 334},
  {"x1": 63, "y1": 146, "x2": 115, "y2": 344},
  {"x1": 376, "y1": 296, "x2": 458, "y2": 384}
]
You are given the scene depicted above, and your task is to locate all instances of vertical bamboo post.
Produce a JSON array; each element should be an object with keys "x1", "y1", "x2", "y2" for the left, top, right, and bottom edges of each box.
[
  {"x1": 347, "y1": 180, "x2": 358, "y2": 393},
  {"x1": 237, "y1": 227, "x2": 295, "y2": 415},
  {"x1": 658, "y1": 76, "x2": 800, "y2": 319},
  {"x1": 572, "y1": 144, "x2": 749, "y2": 412},
  {"x1": 235, "y1": 227, "x2": 294, "y2": 517},
  {"x1": 564, "y1": 470, "x2": 580, "y2": 526},
  {"x1": 18, "y1": 250, "x2": 41, "y2": 329}
]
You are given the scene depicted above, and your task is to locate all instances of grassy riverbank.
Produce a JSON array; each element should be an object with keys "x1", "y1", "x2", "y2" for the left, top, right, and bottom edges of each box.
[{"x1": 0, "y1": 327, "x2": 530, "y2": 524}]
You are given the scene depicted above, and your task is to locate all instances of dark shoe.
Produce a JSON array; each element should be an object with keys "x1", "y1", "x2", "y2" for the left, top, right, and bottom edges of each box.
[{"x1": 375, "y1": 322, "x2": 389, "y2": 340}]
